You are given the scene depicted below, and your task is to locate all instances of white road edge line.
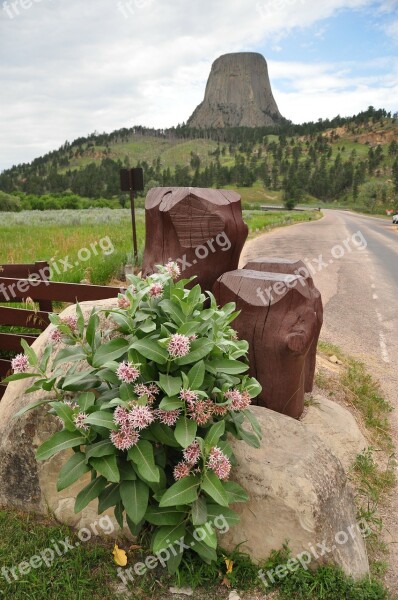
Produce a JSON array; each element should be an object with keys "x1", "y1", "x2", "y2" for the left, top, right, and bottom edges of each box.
[{"x1": 379, "y1": 331, "x2": 390, "y2": 364}]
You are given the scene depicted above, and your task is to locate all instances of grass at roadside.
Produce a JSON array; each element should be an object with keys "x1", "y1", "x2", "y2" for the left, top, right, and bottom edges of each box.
[
  {"x1": 316, "y1": 341, "x2": 396, "y2": 583},
  {"x1": 0, "y1": 209, "x2": 320, "y2": 285},
  {"x1": 0, "y1": 510, "x2": 390, "y2": 600}
]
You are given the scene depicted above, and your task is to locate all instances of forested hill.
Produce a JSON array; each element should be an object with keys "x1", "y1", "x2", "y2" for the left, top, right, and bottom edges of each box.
[{"x1": 1, "y1": 106, "x2": 397, "y2": 211}]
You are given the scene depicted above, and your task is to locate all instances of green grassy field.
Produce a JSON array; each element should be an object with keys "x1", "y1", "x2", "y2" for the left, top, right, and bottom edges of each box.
[{"x1": 0, "y1": 208, "x2": 319, "y2": 285}]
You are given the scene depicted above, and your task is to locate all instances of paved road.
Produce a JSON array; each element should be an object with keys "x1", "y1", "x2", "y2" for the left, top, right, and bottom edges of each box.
[{"x1": 240, "y1": 209, "x2": 398, "y2": 592}]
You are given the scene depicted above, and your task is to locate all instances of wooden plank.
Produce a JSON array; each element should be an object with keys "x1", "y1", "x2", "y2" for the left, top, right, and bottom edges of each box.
[
  {"x1": 0, "y1": 359, "x2": 12, "y2": 378},
  {"x1": 0, "y1": 278, "x2": 124, "y2": 303},
  {"x1": 0, "y1": 263, "x2": 39, "y2": 277},
  {"x1": 0, "y1": 333, "x2": 39, "y2": 352},
  {"x1": 0, "y1": 262, "x2": 52, "y2": 312},
  {"x1": 0, "y1": 306, "x2": 50, "y2": 330}
]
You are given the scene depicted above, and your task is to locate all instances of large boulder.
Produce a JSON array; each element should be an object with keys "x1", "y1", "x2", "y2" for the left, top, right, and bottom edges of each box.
[
  {"x1": 222, "y1": 405, "x2": 369, "y2": 580},
  {"x1": 0, "y1": 301, "x2": 369, "y2": 580},
  {"x1": 302, "y1": 395, "x2": 368, "y2": 472},
  {"x1": 0, "y1": 299, "x2": 119, "y2": 532}
]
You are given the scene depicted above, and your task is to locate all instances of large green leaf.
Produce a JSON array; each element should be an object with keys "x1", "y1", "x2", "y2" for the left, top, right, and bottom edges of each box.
[
  {"x1": 201, "y1": 471, "x2": 229, "y2": 507},
  {"x1": 158, "y1": 397, "x2": 184, "y2": 411},
  {"x1": 174, "y1": 417, "x2": 197, "y2": 449},
  {"x1": 242, "y1": 409, "x2": 262, "y2": 438},
  {"x1": 206, "y1": 504, "x2": 240, "y2": 526},
  {"x1": 130, "y1": 339, "x2": 168, "y2": 364},
  {"x1": 187, "y1": 360, "x2": 205, "y2": 389},
  {"x1": 222, "y1": 481, "x2": 249, "y2": 503},
  {"x1": 36, "y1": 430, "x2": 87, "y2": 461},
  {"x1": 149, "y1": 423, "x2": 180, "y2": 448},
  {"x1": 152, "y1": 523, "x2": 186, "y2": 555},
  {"x1": 175, "y1": 340, "x2": 213, "y2": 366},
  {"x1": 13, "y1": 397, "x2": 56, "y2": 419},
  {"x1": 120, "y1": 480, "x2": 149, "y2": 524},
  {"x1": 184, "y1": 530, "x2": 217, "y2": 564},
  {"x1": 90, "y1": 455, "x2": 120, "y2": 483},
  {"x1": 84, "y1": 411, "x2": 117, "y2": 430},
  {"x1": 20, "y1": 338, "x2": 38, "y2": 367},
  {"x1": 61, "y1": 374, "x2": 101, "y2": 392},
  {"x1": 85, "y1": 440, "x2": 116, "y2": 460},
  {"x1": 86, "y1": 309, "x2": 100, "y2": 350},
  {"x1": 49, "y1": 402, "x2": 75, "y2": 432},
  {"x1": 77, "y1": 392, "x2": 96, "y2": 412},
  {"x1": 74, "y1": 476, "x2": 107, "y2": 513},
  {"x1": 158, "y1": 299, "x2": 185, "y2": 326},
  {"x1": 98, "y1": 484, "x2": 121, "y2": 514},
  {"x1": 208, "y1": 358, "x2": 248, "y2": 375},
  {"x1": 92, "y1": 338, "x2": 129, "y2": 368},
  {"x1": 191, "y1": 496, "x2": 208, "y2": 526},
  {"x1": 159, "y1": 476, "x2": 199, "y2": 507},
  {"x1": 158, "y1": 373, "x2": 181, "y2": 397},
  {"x1": 53, "y1": 347, "x2": 86, "y2": 368},
  {"x1": 145, "y1": 506, "x2": 186, "y2": 526},
  {"x1": 204, "y1": 421, "x2": 225, "y2": 447},
  {"x1": 128, "y1": 440, "x2": 159, "y2": 483},
  {"x1": 57, "y1": 452, "x2": 90, "y2": 492}
]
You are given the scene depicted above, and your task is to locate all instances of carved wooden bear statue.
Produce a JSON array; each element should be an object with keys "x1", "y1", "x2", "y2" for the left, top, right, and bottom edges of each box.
[
  {"x1": 142, "y1": 187, "x2": 248, "y2": 292},
  {"x1": 213, "y1": 268, "x2": 320, "y2": 419}
]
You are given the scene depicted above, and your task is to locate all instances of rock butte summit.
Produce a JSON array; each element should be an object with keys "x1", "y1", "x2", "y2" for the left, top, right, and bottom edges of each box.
[{"x1": 187, "y1": 52, "x2": 283, "y2": 129}]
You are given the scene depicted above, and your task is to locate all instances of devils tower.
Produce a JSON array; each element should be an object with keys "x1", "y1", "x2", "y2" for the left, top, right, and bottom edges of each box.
[{"x1": 187, "y1": 52, "x2": 283, "y2": 128}]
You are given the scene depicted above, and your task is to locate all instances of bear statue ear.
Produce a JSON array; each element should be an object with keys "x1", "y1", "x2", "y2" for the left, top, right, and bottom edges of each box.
[{"x1": 286, "y1": 331, "x2": 312, "y2": 354}]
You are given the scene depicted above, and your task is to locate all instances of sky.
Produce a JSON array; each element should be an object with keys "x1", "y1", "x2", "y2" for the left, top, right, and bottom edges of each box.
[{"x1": 0, "y1": 0, "x2": 397, "y2": 171}]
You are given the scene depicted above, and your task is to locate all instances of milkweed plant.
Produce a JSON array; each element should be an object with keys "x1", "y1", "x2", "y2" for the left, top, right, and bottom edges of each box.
[{"x1": 6, "y1": 262, "x2": 262, "y2": 572}]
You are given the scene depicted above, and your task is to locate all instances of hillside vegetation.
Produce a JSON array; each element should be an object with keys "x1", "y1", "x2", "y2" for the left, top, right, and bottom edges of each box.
[{"x1": 1, "y1": 106, "x2": 397, "y2": 213}]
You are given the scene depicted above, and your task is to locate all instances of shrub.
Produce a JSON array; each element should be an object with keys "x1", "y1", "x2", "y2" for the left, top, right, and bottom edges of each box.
[
  {"x1": 7, "y1": 265, "x2": 262, "y2": 573},
  {"x1": 0, "y1": 190, "x2": 21, "y2": 211}
]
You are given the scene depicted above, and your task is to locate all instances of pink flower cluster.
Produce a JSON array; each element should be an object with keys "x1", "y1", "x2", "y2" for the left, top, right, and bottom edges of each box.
[
  {"x1": 149, "y1": 283, "x2": 163, "y2": 299},
  {"x1": 110, "y1": 428, "x2": 140, "y2": 451},
  {"x1": 49, "y1": 328, "x2": 62, "y2": 343},
  {"x1": 60, "y1": 315, "x2": 78, "y2": 331},
  {"x1": 224, "y1": 389, "x2": 251, "y2": 411},
  {"x1": 74, "y1": 412, "x2": 89, "y2": 431},
  {"x1": 134, "y1": 382, "x2": 159, "y2": 404},
  {"x1": 207, "y1": 447, "x2": 231, "y2": 480},
  {"x1": 183, "y1": 440, "x2": 201, "y2": 465},
  {"x1": 173, "y1": 461, "x2": 191, "y2": 480},
  {"x1": 114, "y1": 404, "x2": 155, "y2": 430},
  {"x1": 165, "y1": 261, "x2": 181, "y2": 280},
  {"x1": 155, "y1": 408, "x2": 181, "y2": 426},
  {"x1": 173, "y1": 441, "x2": 202, "y2": 480},
  {"x1": 116, "y1": 362, "x2": 140, "y2": 383},
  {"x1": 117, "y1": 295, "x2": 131, "y2": 309},
  {"x1": 11, "y1": 353, "x2": 29, "y2": 373},
  {"x1": 111, "y1": 402, "x2": 156, "y2": 450},
  {"x1": 167, "y1": 334, "x2": 190, "y2": 358},
  {"x1": 187, "y1": 398, "x2": 214, "y2": 426}
]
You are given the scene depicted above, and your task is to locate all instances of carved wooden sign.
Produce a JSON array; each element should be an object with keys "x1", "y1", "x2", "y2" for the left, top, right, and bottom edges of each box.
[
  {"x1": 142, "y1": 187, "x2": 248, "y2": 292},
  {"x1": 214, "y1": 268, "x2": 319, "y2": 419}
]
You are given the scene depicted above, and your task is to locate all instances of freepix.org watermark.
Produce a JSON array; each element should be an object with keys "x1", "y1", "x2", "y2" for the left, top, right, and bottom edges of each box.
[
  {"x1": 168, "y1": 231, "x2": 232, "y2": 275},
  {"x1": 117, "y1": 0, "x2": 153, "y2": 19},
  {"x1": 256, "y1": 0, "x2": 306, "y2": 18},
  {"x1": 1, "y1": 516, "x2": 115, "y2": 583},
  {"x1": 117, "y1": 513, "x2": 229, "y2": 584},
  {"x1": 0, "y1": 236, "x2": 114, "y2": 302},
  {"x1": 258, "y1": 518, "x2": 371, "y2": 592},
  {"x1": 256, "y1": 230, "x2": 367, "y2": 305}
]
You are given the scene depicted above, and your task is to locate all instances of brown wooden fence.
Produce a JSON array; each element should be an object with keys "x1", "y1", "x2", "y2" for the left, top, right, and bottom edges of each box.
[{"x1": 0, "y1": 261, "x2": 124, "y2": 400}]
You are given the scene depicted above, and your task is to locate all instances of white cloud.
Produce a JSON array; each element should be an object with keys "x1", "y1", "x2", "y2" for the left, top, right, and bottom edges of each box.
[{"x1": 0, "y1": 0, "x2": 393, "y2": 170}]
